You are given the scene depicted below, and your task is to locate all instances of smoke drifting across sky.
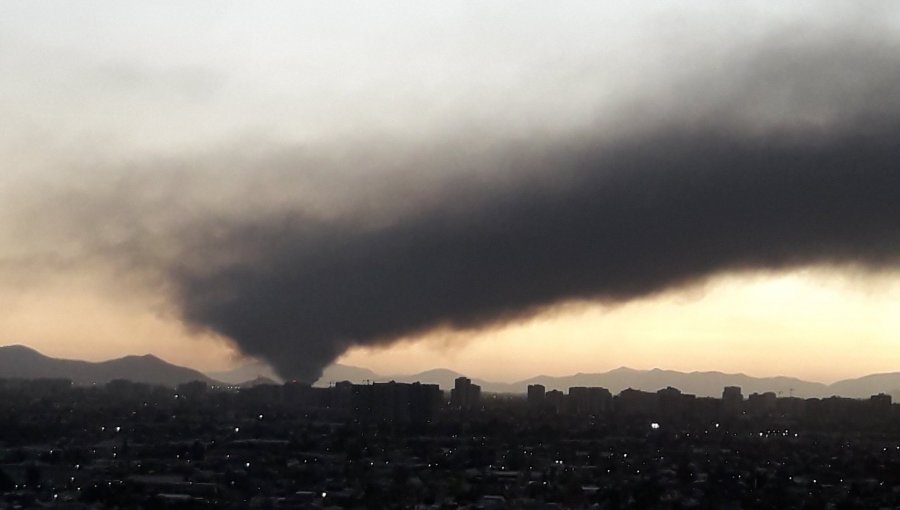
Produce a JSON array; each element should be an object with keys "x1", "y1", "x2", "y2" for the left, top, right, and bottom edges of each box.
[
  {"x1": 169, "y1": 129, "x2": 899, "y2": 381},
  {"x1": 2, "y1": 4, "x2": 900, "y2": 381},
  {"x1": 168, "y1": 40, "x2": 900, "y2": 381}
]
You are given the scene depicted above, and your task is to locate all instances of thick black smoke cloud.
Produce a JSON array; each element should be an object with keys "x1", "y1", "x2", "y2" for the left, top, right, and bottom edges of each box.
[
  {"x1": 4, "y1": 10, "x2": 900, "y2": 383},
  {"x1": 167, "y1": 119, "x2": 900, "y2": 382},
  {"x1": 30, "y1": 29, "x2": 872, "y2": 382}
]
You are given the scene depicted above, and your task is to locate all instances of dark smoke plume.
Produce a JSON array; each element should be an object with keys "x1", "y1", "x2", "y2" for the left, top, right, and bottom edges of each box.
[
  {"x1": 166, "y1": 118, "x2": 900, "y2": 381},
  {"x1": 14, "y1": 29, "x2": 898, "y2": 383},
  {"x1": 150, "y1": 30, "x2": 900, "y2": 382}
]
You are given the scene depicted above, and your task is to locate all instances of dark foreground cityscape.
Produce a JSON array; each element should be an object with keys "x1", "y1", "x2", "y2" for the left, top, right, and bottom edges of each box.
[{"x1": 2, "y1": 377, "x2": 900, "y2": 509}]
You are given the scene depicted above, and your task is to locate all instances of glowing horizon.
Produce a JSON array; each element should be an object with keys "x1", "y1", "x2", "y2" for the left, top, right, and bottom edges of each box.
[{"x1": 4, "y1": 269, "x2": 898, "y2": 385}]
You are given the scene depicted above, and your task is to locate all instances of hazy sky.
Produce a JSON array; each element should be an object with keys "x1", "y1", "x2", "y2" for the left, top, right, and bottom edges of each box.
[{"x1": 2, "y1": 2, "x2": 900, "y2": 383}]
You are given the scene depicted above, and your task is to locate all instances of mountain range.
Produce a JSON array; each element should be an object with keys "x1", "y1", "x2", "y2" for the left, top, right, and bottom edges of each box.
[
  {"x1": 306, "y1": 365, "x2": 832, "y2": 397},
  {"x1": 0, "y1": 345, "x2": 217, "y2": 387},
  {"x1": 3, "y1": 344, "x2": 900, "y2": 399},
  {"x1": 213, "y1": 359, "x2": 900, "y2": 399}
]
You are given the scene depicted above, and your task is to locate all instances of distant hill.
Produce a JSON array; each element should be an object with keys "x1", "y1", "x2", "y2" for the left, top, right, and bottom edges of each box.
[
  {"x1": 0, "y1": 344, "x2": 218, "y2": 387},
  {"x1": 7, "y1": 344, "x2": 897, "y2": 398},
  {"x1": 376, "y1": 367, "x2": 828, "y2": 397},
  {"x1": 386, "y1": 368, "x2": 466, "y2": 390},
  {"x1": 210, "y1": 361, "x2": 382, "y2": 387},
  {"x1": 316, "y1": 364, "x2": 382, "y2": 386},
  {"x1": 828, "y1": 373, "x2": 900, "y2": 399},
  {"x1": 384, "y1": 368, "x2": 512, "y2": 392},
  {"x1": 321, "y1": 366, "x2": 503, "y2": 391},
  {"x1": 212, "y1": 362, "x2": 503, "y2": 391},
  {"x1": 516, "y1": 367, "x2": 830, "y2": 398},
  {"x1": 217, "y1": 363, "x2": 501, "y2": 391},
  {"x1": 209, "y1": 359, "x2": 900, "y2": 398},
  {"x1": 238, "y1": 376, "x2": 281, "y2": 388},
  {"x1": 209, "y1": 360, "x2": 282, "y2": 385}
]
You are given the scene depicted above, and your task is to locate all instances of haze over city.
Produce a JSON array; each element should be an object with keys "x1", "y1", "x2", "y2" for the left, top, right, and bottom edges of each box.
[{"x1": 2, "y1": 2, "x2": 900, "y2": 384}]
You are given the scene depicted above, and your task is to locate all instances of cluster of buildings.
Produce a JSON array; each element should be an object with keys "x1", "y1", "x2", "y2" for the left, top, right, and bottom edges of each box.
[
  {"x1": 526, "y1": 382, "x2": 895, "y2": 429},
  {"x1": 450, "y1": 378, "x2": 482, "y2": 411},
  {"x1": 527, "y1": 384, "x2": 613, "y2": 416},
  {"x1": 2, "y1": 376, "x2": 900, "y2": 508}
]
